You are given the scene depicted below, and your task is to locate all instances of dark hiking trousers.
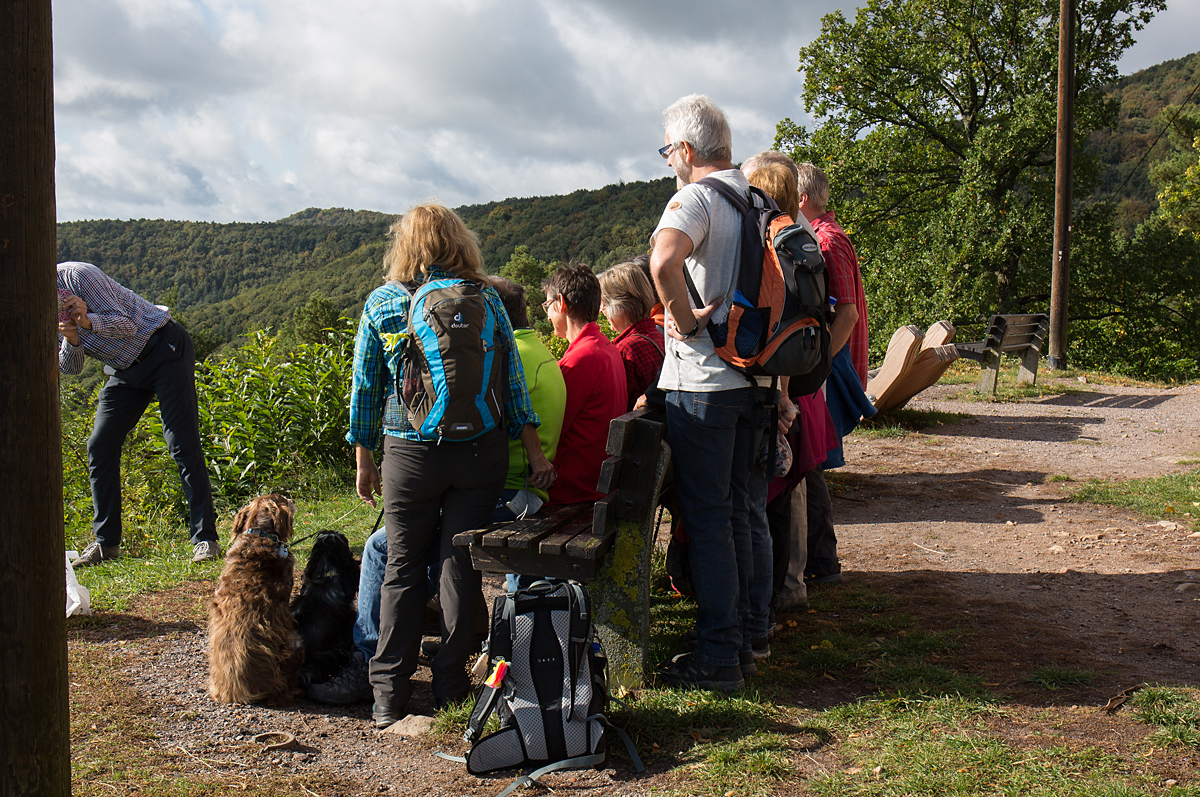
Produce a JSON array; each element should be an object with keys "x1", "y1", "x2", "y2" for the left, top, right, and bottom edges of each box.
[
  {"x1": 87, "y1": 320, "x2": 216, "y2": 548},
  {"x1": 371, "y1": 430, "x2": 506, "y2": 711},
  {"x1": 805, "y1": 469, "x2": 840, "y2": 578},
  {"x1": 767, "y1": 475, "x2": 808, "y2": 609}
]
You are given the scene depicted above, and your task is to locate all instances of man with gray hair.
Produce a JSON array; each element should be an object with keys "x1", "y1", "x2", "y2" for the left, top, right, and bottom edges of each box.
[{"x1": 649, "y1": 94, "x2": 775, "y2": 692}]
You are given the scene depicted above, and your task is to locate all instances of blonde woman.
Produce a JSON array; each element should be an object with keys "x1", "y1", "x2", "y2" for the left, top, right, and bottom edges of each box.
[
  {"x1": 598, "y1": 262, "x2": 665, "y2": 411},
  {"x1": 346, "y1": 202, "x2": 551, "y2": 725}
]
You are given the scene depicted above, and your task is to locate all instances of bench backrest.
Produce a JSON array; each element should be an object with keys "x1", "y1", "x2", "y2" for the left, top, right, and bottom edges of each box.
[{"x1": 984, "y1": 313, "x2": 1049, "y2": 354}]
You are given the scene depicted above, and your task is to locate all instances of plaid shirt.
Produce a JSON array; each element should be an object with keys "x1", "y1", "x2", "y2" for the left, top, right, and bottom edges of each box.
[
  {"x1": 811, "y1": 211, "x2": 869, "y2": 389},
  {"x1": 612, "y1": 318, "x2": 665, "y2": 411},
  {"x1": 346, "y1": 268, "x2": 538, "y2": 449},
  {"x1": 57, "y1": 261, "x2": 171, "y2": 374}
]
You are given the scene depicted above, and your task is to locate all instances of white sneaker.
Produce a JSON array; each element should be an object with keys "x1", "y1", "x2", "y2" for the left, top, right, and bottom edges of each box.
[{"x1": 192, "y1": 540, "x2": 222, "y2": 562}]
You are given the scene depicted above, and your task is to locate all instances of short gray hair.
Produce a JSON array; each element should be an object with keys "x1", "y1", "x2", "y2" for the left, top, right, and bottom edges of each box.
[
  {"x1": 663, "y1": 94, "x2": 732, "y2": 163},
  {"x1": 796, "y1": 162, "x2": 831, "y2": 212},
  {"x1": 742, "y1": 150, "x2": 799, "y2": 181}
]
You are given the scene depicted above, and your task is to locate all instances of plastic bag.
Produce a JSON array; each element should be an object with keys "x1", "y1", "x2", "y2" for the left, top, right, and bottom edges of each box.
[
  {"x1": 774, "y1": 430, "x2": 794, "y2": 477},
  {"x1": 65, "y1": 552, "x2": 92, "y2": 617}
]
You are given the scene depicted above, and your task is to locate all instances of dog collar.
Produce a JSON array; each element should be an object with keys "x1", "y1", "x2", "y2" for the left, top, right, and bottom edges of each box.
[{"x1": 244, "y1": 527, "x2": 289, "y2": 558}]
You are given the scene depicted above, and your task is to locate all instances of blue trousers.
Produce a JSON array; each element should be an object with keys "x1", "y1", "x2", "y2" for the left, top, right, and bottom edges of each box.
[
  {"x1": 666, "y1": 386, "x2": 773, "y2": 667},
  {"x1": 87, "y1": 321, "x2": 216, "y2": 547}
]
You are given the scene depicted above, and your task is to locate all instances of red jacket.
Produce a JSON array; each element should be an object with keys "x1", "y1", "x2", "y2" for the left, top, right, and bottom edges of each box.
[{"x1": 549, "y1": 323, "x2": 628, "y2": 504}]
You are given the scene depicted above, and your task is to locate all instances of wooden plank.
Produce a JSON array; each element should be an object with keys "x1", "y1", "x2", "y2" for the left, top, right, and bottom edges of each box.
[
  {"x1": 593, "y1": 493, "x2": 618, "y2": 536},
  {"x1": 605, "y1": 408, "x2": 650, "y2": 457},
  {"x1": 452, "y1": 529, "x2": 487, "y2": 547},
  {"x1": 468, "y1": 546, "x2": 599, "y2": 581},
  {"x1": 538, "y1": 515, "x2": 594, "y2": 555},
  {"x1": 505, "y1": 503, "x2": 590, "y2": 549},
  {"x1": 480, "y1": 520, "x2": 534, "y2": 548},
  {"x1": 596, "y1": 455, "x2": 623, "y2": 496},
  {"x1": 564, "y1": 530, "x2": 616, "y2": 560}
]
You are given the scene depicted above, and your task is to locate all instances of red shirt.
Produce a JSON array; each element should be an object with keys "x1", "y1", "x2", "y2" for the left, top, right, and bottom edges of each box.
[
  {"x1": 812, "y1": 211, "x2": 869, "y2": 389},
  {"x1": 549, "y1": 323, "x2": 628, "y2": 504},
  {"x1": 612, "y1": 318, "x2": 665, "y2": 411}
]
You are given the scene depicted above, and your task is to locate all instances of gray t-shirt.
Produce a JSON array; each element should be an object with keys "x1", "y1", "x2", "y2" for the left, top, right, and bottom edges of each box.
[{"x1": 651, "y1": 169, "x2": 765, "y2": 393}]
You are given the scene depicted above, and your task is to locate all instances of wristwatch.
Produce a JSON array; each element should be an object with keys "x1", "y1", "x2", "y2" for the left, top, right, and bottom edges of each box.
[{"x1": 679, "y1": 320, "x2": 700, "y2": 341}]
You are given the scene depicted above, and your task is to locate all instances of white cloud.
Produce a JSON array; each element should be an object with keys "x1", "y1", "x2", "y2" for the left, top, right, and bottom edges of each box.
[{"x1": 52, "y1": 0, "x2": 1198, "y2": 223}]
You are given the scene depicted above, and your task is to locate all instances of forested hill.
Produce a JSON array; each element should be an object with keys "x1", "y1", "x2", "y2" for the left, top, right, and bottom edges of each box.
[
  {"x1": 56, "y1": 178, "x2": 676, "y2": 342},
  {"x1": 1087, "y1": 51, "x2": 1200, "y2": 233}
]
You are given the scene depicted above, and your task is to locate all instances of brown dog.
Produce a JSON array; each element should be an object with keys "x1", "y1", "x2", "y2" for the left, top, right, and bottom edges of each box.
[{"x1": 207, "y1": 494, "x2": 302, "y2": 705}]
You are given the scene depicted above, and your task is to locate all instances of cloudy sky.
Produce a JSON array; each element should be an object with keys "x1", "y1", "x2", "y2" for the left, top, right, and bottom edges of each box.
[{"x1": 52, "y1": 0, "x2": 1200, "y2": 223}]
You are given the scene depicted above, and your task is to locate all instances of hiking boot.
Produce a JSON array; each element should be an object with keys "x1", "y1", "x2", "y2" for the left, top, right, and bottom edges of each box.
[
  {"x1": 656, "y1": 652, "x2": 744, "y2": 693},
  {"x1": 192, "y1": 540, "x2": 222, "y2": 563},
  {"x1": 739, "y1": 650, "x2": 758, "y2": 678},
  {"x1": 804, "y1": 571, "x2": 844, "y2": 586},
  {"x1": 751, "y1": 638, "x2": 771, "y2": 661},
  {"x1": 372, "y1": 703, "x2": 406, "y2": 730},
  {"x1": 72, "y1": 541, "x2": 119, "y2": 568},
  {"x1": 421, "y1": 637, "x2": 442, "y2": 659},
  {"x1": 307, "y1": 651, "x2": 371, "y2": 705}
]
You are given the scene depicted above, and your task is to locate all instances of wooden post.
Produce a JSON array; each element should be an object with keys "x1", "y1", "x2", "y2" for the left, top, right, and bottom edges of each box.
[
  {"x1": 1048, "y1": 0, "x2": 1076, "y2": 370},
  {"x1": 0, "y1": 1, "x2": 72, "y2": 795},
  {"x1": 591, "y1": 414, "x2": 669, "y2": 693}
]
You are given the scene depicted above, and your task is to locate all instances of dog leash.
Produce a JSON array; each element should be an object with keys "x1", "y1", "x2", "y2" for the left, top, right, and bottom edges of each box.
[{"x1": 287, "y1": 505, "x2": 385, "y2": 550}]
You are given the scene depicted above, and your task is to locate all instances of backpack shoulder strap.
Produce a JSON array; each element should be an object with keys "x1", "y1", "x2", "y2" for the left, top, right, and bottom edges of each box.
[{"x1": 695, "y1": 176, "x2": 750, "y2": 216}]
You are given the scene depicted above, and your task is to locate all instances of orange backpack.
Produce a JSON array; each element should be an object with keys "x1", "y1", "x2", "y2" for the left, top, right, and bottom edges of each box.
[{"x1": 686, "y1": 178, "x2": 833, "y2": 395}]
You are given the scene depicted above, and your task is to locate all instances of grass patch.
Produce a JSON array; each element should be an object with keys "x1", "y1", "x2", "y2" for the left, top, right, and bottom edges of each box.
[
  {"x1": 1049, "y1": 474, "x2": 1076, "y2": 483},
  {"x1": 952, "y1": 380, "x2": 1084, "y2": 403},
  {"x1": 73, "y1": 483, "x2": 372, "y2": 612},
  {"x1": 1132, "y1": 686, "x2": 1200, "y2": 749},
  {"x1": 856, "y1": 408, "x2": 970, "y2": 439},
  {"x1": 1069, "y1": 469, "x2": 1200, "y2": 528},
  {"x1": 1024, "y1": 665, "x2": 1098, "y2": 691}
]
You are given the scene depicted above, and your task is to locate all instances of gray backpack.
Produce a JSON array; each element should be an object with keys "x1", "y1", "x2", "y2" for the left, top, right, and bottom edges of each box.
[{"x1": 458, "y1": 580, "x2": 643, "y2": 796}]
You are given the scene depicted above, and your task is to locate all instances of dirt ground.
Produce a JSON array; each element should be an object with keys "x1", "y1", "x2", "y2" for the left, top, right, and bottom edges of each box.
[{"x1": 68, "y1": 377, "x2": 1200, "y2": 796}]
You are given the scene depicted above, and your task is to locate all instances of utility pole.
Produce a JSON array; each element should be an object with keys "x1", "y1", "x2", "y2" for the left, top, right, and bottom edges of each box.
[
  {"x1": 0, "y1": 1, "x2": 71, "y2": 795},
  {"x1": 1048, "y1": 0, "x2": 1076, "y2": 370}
]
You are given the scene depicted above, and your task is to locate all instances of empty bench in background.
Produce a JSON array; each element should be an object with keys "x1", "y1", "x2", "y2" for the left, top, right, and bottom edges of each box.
[
  {"x1": 454, "y1": 408, "x2": 670, "y2": 690},
  {"x1": 954, "y1": 313, "x2": 1050, "y2": 394}
]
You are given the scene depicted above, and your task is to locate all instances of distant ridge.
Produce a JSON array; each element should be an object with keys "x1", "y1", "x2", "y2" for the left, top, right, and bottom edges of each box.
[{"x1": 277, "y1": 207, "x2": 397, "y2": 226}]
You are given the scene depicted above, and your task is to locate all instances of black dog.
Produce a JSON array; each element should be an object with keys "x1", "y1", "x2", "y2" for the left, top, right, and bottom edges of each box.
[{"x1": 291, "y1": 531, "x2": 360, "y2": 689}]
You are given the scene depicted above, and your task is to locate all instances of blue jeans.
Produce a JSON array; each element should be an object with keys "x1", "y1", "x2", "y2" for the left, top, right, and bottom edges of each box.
[
  {"x1": 666, "y1": 386, "x2": 772, "y2": 667},
  {"x1": 353, "y1": 529, "x2": 389, "y2": 659}
]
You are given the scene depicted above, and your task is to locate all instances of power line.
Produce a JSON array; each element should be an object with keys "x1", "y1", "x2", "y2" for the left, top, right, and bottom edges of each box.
[{"x1": 1107, "y1": 79, "x2": 1200, "y2": 199}]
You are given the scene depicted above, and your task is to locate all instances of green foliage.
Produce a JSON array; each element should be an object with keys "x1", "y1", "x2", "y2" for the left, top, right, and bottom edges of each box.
[
  {"x1": 778, "y1": 0, "x2": 1164, "y2": 363},
  {"x1": 198, "y1": 328, "x2": 354, "y2": 500},
  {"x1": 1089, "y1": 53, "x2": 1200, "y2": 234},
  {"x1": 56, "y1": 216, "x2": 394, "y2": 325},
  {"x1": 287, "y1": 291, "x2": 352, "y2": 345},
  {"x1": 457, "y1": 179, "x2": 672, "y2": 273},
  {"x1": 1151, "y1": 108, "x2": 1200, "y2": 235}
]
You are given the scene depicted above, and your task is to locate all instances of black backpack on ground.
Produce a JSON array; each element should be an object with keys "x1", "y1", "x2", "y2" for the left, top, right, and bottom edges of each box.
[{"x1": 456, "y1": 580, "x2": 643, "y2": 796}]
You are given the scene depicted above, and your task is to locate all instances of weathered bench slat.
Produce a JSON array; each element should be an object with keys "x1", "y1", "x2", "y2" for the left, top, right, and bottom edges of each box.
[
  {"x1": 596, "y1": 455, "x2": 623, "y2": 495},
  {"x1": 564, "y1": 531, "x2": 614, "y2": 560},
  {"x1": 451, "y1": 524, "x2": 504, "y2": 548},
  {"x1": 506, "y1": 504, "x2": 589, "y2": 550},
  {"x1": 537, "y1": 515, "x2": 594, "y2": 555}
]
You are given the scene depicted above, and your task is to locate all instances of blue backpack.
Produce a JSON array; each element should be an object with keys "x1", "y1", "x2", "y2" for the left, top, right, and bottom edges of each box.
[{"x1": 397, "y1": 278, "x2": 507, "y2": 441}]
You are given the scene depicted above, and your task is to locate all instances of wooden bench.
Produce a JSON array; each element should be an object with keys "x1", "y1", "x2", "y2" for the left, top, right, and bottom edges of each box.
[
  {"x1": 954, "y1": 313, "x2": 1049, "y2": 394},
  {"x1": 453, "y1": 408, "x2": 671, "y2": 689}
]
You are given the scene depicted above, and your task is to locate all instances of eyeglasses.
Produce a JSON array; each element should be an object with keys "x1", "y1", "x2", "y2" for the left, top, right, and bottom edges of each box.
[
  {"x1": 658, "y1": 143, "x2": 676, "y2": 159},
  {"x1": 542, "y1": 296, "x2": 557, "y2": 311}
]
